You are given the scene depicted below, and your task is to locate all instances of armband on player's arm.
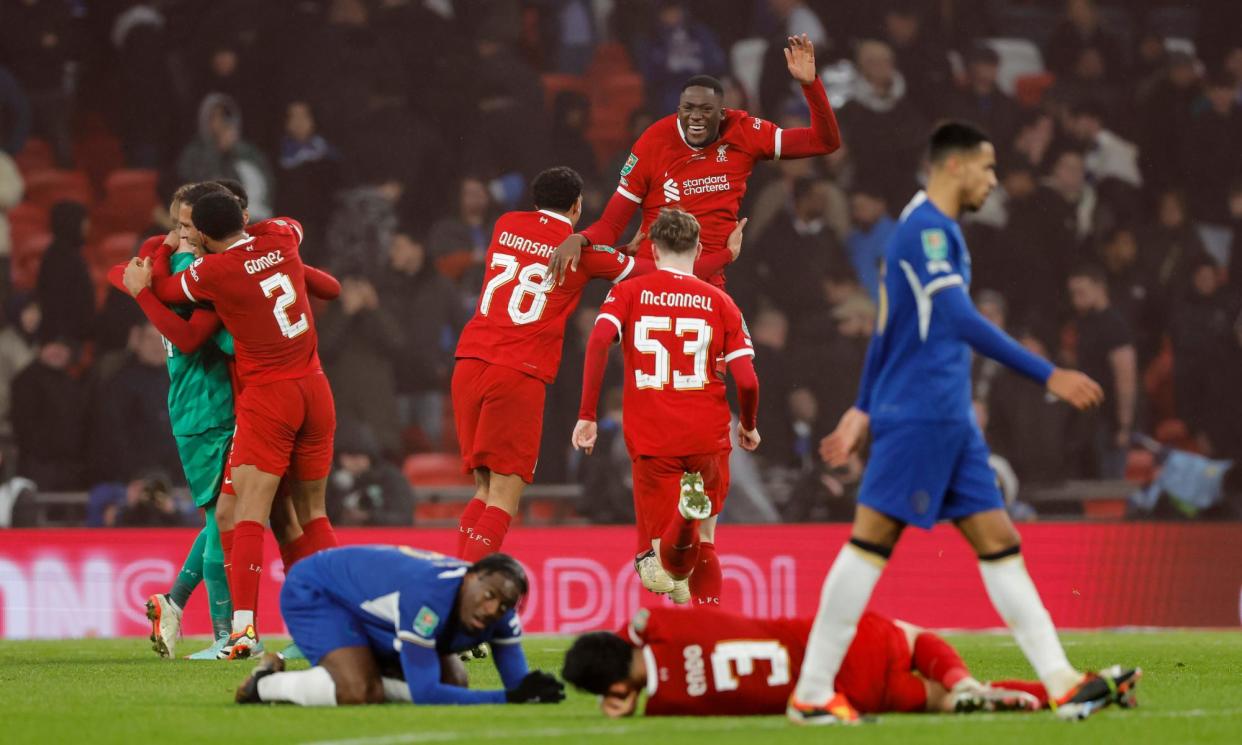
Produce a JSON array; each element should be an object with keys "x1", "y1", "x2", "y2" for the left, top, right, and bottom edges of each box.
[
  {"x1": 580, "y1": 190, "x2": 640, "y2": 248},
  {"x1": 303, "y1": 265, "x2": 341, "y2": 300},
  {"x1": 776, "y1": 80, "x2": 842, "y2": 158},
  {"x1": 728, "y1": 355, "x2": 760, "y2": 430},
  {"x1": 936, "y1": 287, "x2": 1054, "y2": 384},
  {"x1": 399, "y1": 643, "x2": 507, "y2": 705},
  {"x1": 578, "y1": 318, "x2": 621, "y2": 421},
  {"x1": 134, "y1": 293, "x2": 221, "y2": 354}
]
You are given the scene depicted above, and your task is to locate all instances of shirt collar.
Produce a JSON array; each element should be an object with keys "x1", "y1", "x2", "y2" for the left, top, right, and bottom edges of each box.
[
  {"x1": 658, "y1": 266, "x2": 693, "y2": 277},
  {"x1": 537, "y1": 209, "x2": 572, "y2": 226},
  {"x1": 224, "y1": 233, "x2": 255, "y2": 252}
]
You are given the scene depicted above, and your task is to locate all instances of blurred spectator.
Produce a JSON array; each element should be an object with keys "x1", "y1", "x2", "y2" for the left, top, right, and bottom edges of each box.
[
  {"x1": 550, "y1": 91, "x2": 599, "y2": 183},
  {"x1": 11, "y1": 335, "x2": 86, "y2": 489},
  {"x1": 1066, "y1": 101, "x2": 1142, "y2": 188},
  {"x1": 1067, "y1": 265, "x2": 1137, "y2": 478},
  {"x1": 110, "y1": 3, "x2": 173, "y2": 167},
  {"x1": 781, "y1": 387, "x2": 819, "y2": 469},
  {"x1": 755, "y1": 177, "x2": 840, "y2": 318},
  {"x1": 86, "y1": 323, "x2": 181, "y2": 487},
  {"x1": 1227, "y1": 183, "x2": 1242, "y2": 298},
  {"x1": 1134, "y1": 51, "x2": 1199, "y2": 195},
  {"x1": 276, "y1": 100, "x2": 340, "y2": 266},
  {"x1": 805, "y1": 292, "x2": 874, "y2": 427},
  {"x1": 1048, "y1": 44, "x2": 1125, "y2": 123},
  {"x1": 573, "y1": 387, "x2": 633, "y2": 524},
  {"x1": 0, "y1": 0, "x2": 78, "y2": 165},
  {"x1": 881, "y1": 3, "x2": 953, "y2": 117},
  {"x1": 0, "y1": 299, "x2": 37, "y2": 437},
  {"x1": 636, "y1": 1, "x2": 727, "y2": 113},
  {"x1": 1011, "y1": 111, "x2": 1056, "y2": 173},
  {"x1": 192, "y1": 42, "x2": 265, "y2": 142},
  {"x1": 845, "y1": 184, "x2": 895, "y2": 301},
  {"x1": 947, "y1": 44, "x2": 1021, "y2": 163},
  {"x1": 326, "y1": 423, "x2": 414, "y2": 526},
  {"x1": 757, "y1": 0, "x2": 828, "y2": 117},
  {"x1": 326, "y1": 178, "x2": 401, "y2": 276},
  {"x1": 1097, "y1": 226, "x2": 1159, "y2": 365},
  {"x1": 1181, "y1": 70, "x2": 1242, "y2": 225},
  {"x1": 1138, "y1": 189, "x2": 1213, "y2": 331},
  {"x1": 375, "y1": 232, "x2": 461, "y2": 450},
  {"x1": 838, "y1": 40, "x2": 927, "y2": 212},
  {"x1": 0, "y1": 65, "x2": 31, "y2": 155},
  {"x1": 35, "y1": 200, "x2": 93, "y2": 344},
  {"x1": 1044, "y1": 0, "x2": 1123, "y2": 86},
  {"x1": 750, "y1": 306, "x2": 792, "y2": 459},
  {"x1": 461, "y1": 27, "x2": 552, "y2": 183},
  {"x1": 318, "y1": 275, "x2": 404, "y2": 458},
  {"x1": 1170, "y1": 257, "x2": 1241, "y2": 455},
  {"x1": 176, "y1": 93, "x2": 275, "y2": 220},
  {"x1": 427, "y1": 176, "x2": 496, "y2": 284},
  {"x1": 544, "y1": 0, "x2": 597, "y2": 75},
  {"x1": 764, "y1": 0, "x2": 828, "y2": 49},
  {"x1": 110, "y1": 472, "x2": 185, "y2": 528},
  {"x1": 0, "y1": 147, "x2": 21, "y2": 267}
]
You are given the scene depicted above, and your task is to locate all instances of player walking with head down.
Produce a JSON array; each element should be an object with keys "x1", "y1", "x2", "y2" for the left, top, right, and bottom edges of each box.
[
  {"x1": 451, "y1": 167, "x2": 637, "y2": 561},
  {"x1": 572, "y1": 209, "x2": 758, "y2": 606},
  {"x1": 787, "y1": 122, "x2": 1139, "y2": 725}
]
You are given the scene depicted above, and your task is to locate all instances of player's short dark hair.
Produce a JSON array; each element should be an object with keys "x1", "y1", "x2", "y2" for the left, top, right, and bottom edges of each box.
[
  {"x1": 191, "y1": 192, "x2": 246, "y2": 240},
  {"x1": 562, "y1": 632, "x2": 633, "y2": 695},
  {"x1": 171, "y1": 181, "x2": 229, "y2": 209},
  {"x1": 649, "y1": 208, "x2": 700, "y2": 254},
  {"x1": 531, "y1": 167, "x2": 583, "y2": 212},
  {"x1": 467, "y1": 553, "x2": 529, "y2": 597},
  {"x1": 682, "y1": 75, "x2": 723, "y2": 97},
  {"x1": 212, "y1": 178, "x2": 249, "y2": 209},
  {"x1": 1068, "y1": 263, "x2": 1108, "y2": 286},
  {"x1": 928, "y1": 121, "x2": 992, "y2": 164}
]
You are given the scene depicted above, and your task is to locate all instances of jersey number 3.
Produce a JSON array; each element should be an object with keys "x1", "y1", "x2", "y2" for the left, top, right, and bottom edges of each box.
[
  {"x1": 634, "y1": 315, "x2": 711, "y2": 390},
  {"x1": 260, "y1": 272, "x2": 309, "y2": 339}
]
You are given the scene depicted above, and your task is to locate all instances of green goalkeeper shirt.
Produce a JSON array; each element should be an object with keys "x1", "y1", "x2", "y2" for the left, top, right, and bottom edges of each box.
[{"x1": 163, "y1": 252, "x2": 236, "y2": 437}]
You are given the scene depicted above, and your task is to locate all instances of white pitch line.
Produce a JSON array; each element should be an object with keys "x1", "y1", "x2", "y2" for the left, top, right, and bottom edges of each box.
[{"x1": 300, "y1": 708, "x2": 1242, "y2": 745}]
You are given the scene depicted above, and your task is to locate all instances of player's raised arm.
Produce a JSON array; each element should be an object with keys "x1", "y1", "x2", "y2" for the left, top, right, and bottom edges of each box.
[
  {"x1": 772, "y1": 34, "x2": 842, "y2": 158},
  {"x1": 303, "y1": 265, "x2": 341, "y2": 300},
  {"x1": 550, "y1": 193, "x2": 641, "y2": 284}
]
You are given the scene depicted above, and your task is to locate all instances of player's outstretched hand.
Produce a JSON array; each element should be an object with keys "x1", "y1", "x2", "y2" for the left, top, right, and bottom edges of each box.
[
  {"x1": 784, "y1": 33, "x2": 817, "y2": 85},
  {"x1": 1046, "y1": 368, "x2": 1104, "y2": 410},
  {"x1": 726, "y1": 218, "x2": 748, "y2": 260},
  {"x1": 122, "y1": 257, "x2": 154, "y2": 298},
  {"x1": 738, "y1": 423, "x2": 761, "y2": 451},
  {"x1": 505, "y1": 670, "x2": 566, "y2": 704},
  {"x1": 820, "y1": 407, "x2": 870, "y2": 467},
  {"x1": 572, "y1": 419, "x2": 598, "y2": 455},
  {"x1": 549, "y1": 234, "x2": 588, "y2": 285}
]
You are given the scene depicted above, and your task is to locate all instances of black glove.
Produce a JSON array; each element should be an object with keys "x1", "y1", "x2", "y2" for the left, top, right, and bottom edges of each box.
[{"x1": 505, "y1": 670, "x2": 566, "y2": 703}]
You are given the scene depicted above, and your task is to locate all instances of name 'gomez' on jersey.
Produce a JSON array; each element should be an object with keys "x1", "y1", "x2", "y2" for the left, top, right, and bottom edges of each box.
[
  {"x1": 455, "y1": 209, "x2": 634, "y2": 384},
  {"x1": 599, "y1": 268, "x2": 753, "y2": 456},
  {"x1": 169, "y1": 218, "x2": 321, "y2": 386}
]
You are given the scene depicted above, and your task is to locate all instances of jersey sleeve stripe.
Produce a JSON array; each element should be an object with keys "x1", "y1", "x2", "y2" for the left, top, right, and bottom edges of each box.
[
  {"x1": 643, "y1": 646, "x2": 660, "y2": 695},
  {"x1": 180, "y1": 273, "x2": 197, "y2": 303},
  {"x1": 598, "y1": 312, "x2": 624, "y2": 336},
  {"x1": 490, "y1": 636, "x2": 523, "y2": 646},
  {"x1": 612, "y1": 256, "x2": 636, "y2": 284},
  {"x1": 291, "y1": 221, "x2": 304, "y2": 244},
  {"x1": 925, "y1": 274, "x2": 964, "y2": 296},
  {"x1": 396, "y1": 630, "x2": 437, "y2": 648},
  {"x1": 774, "y1": 128, "x2": 783, "y2": 160},
  {"x1": 627, "y1": 623, "x2": 643, "y2": 646},
  {"x1": 617, "y1": 186, "x2": 643, "y2": 204},
  {"x1": 723, "y1": 348, "x2": 756, "y2": 362}
]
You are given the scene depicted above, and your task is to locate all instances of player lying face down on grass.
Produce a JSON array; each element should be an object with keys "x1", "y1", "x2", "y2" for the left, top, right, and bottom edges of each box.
[
  {"x1": 561, "y1": 607, "x2": 1125, "y2": 719},
  {"x1": 236, "y1": 548, "x2": 565, "y2": 706}
]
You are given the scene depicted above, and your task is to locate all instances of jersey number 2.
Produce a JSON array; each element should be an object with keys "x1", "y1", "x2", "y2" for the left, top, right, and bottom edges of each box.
[
  {"x1": 479, "y1": 253, "x2": 551, "y2": 325},
  {"x1": 260, "y1": 272, "x2": 309, "y2": 339},
  {"x1": 634, "y1": 315, "x2": 711, "y2": 390}
]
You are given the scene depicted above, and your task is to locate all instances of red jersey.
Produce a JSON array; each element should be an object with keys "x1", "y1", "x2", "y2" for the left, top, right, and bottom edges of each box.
[
  {"x1": 598, "y1": 268, "x2": 753, "y2": 456},
  {"x1": 626, "y1": 608, "x2": 909, "y2": 717},
  {"x1": 455, "y1": 209, "x2": 635, "y2": 384},
  {"x1": 610, "y1": 111, "x2": 780, "y2": 280},
  {"x1": 156, "y1": 218, "x2": 322, "y2": 386}
]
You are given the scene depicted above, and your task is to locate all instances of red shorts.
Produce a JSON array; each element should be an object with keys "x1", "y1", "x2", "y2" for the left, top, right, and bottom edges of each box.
[
  {"x1": 631, "y1": 451, "x2": 729, "y2": 542},
  {"x1": 834, "y1": 612, "x2": 927, "y2": 714},
  {"x1": 451, "y1": 358, "x2": 545, "y2": 484},
  {"x1": 230, "y1": 373, "x2": 336, "y2": 481}
]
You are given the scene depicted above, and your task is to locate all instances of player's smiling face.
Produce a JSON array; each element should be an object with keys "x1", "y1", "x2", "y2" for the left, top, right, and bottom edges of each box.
[
  {"x1": 959, "y1": 141, "x2": 998, "y2": 212},
  {"x1": 459, "y1": 571, "x2": 521, "y2": 633},
  {"x1": 678, "y1": 86, "x2": 723, "y2": 147}
]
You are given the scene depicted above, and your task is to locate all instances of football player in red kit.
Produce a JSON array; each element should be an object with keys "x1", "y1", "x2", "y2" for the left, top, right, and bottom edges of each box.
[
  {"x1": 573, "y1": 209, "x2": 757, "y2": 606},
  {"x1": 134, "y1": 193, "x2": 338, "y2": 659},
  {"x1": 561, "y1": 607, "x2": 1076, "y2": 718},
  {"x1": 549, "y1": 34, "x2": 841, "y2": 288},
  {"x1": 452, "y1": 167, "x2": 637, "y2": 561}
]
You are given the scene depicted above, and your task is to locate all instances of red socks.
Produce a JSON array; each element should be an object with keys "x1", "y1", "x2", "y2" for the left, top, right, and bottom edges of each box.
[
  {"x1": 461, "y1": 506, "x2": 511, "y2": 562},
  {"x1": 689, "y1": 541, "x2": 722, "y2": 606},
  {"x1": 301, "y1": 516, "x2": 338, "y2": 553},
  {"x1": 456, "y1": 499, "x2": 487, "y2": 558},
  {"x1": 230, "y1": 520, "x2": 266, "y2": 618},
  {"x1": 658, "y1": 515, "x2": 700, "y2": 579},
  {"x1": 990, "y1": 679, "x2": 1050, "y2": 708},
  {"x1": 913, "y1": 631, "x2": 971, "y2": 691},
  {"x1": 279, "y1": 532, "x2": 317, "y2": 573}
]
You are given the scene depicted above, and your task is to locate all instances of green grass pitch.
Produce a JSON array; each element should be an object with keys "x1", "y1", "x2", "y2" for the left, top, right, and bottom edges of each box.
[{"x1": 2, "y1": 631, "x2": 1239, "y2": 744}]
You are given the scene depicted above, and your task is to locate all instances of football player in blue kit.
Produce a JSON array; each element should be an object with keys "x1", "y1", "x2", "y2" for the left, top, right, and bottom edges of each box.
[
  {"x1": 236, "y1": 548, "x2": 564, "y2": 706},
  {"x1": 788, "y1": 122, "x2": 1139, "y2": 725}
]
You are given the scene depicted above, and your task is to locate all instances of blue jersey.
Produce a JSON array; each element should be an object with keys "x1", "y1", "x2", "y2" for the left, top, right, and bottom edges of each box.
[
  {"x1": 856, "y1": 192, "x2": 1052, "y2": 423},
  {"x1": 283, "y1": 546, "x2": 527, "y2": 705}
]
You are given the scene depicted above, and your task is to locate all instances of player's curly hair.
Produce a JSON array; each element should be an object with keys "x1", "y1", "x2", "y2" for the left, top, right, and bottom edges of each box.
[
  {"x1": 211, "y1": 178, "x2": 249, "y2": 209},
  {"x1": 531, "y1": 166, "x2": 583, "y2": 212},
  {"x1": 467, "y1": 553, "x2": 529, "y2": 597},
  {"x1": 191, "y1": 192, "x2": 245, "y2": 240},
  {"x1": 649, "y1": 207, "x2": 700, "y2": 254},
  {"x1": 561, "y1": 632, "x2": 633, "y2": 695}
]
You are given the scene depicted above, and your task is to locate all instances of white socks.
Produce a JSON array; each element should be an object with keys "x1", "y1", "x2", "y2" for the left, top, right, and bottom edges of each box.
[
  {"x1": 382, "y1": 677, "x2": 412, "y2": 703},
  {"x1": 257, "y1": 667, "x2": 338, "y2": 706},
  {"x1": 793, "y1": 544, "x2": 885, "y2": 705},
  {"x1": 978, "y1": 555, "x2": 1081, "y2": 699}
]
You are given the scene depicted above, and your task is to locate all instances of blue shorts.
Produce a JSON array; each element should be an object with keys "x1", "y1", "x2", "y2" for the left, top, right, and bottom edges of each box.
[
  {"x1": 857, "y1": 420, "x2": 1003, "y2": 529},
  {"x1": 280, "y1": 567, "x2": 370, "y2": 666}
]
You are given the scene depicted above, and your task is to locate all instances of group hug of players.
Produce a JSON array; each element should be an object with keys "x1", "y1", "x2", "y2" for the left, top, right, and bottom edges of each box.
[{"x1": 122, "y1": 35, "x2": 1139, "y2": 723}]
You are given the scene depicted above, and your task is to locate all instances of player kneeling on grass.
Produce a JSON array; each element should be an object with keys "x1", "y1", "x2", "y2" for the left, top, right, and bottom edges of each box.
[
  {"x1": 562, "y1": 608, "x2": 1131, "y2": 718},
  {"x1": 236, "y1": 547, "x2": 564, "y2": 706}
]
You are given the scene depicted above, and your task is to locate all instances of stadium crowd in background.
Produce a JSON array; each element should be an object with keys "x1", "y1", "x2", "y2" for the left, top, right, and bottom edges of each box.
[{"x1": 1, "y1": 0, "x2": 1241, "y2": 525}]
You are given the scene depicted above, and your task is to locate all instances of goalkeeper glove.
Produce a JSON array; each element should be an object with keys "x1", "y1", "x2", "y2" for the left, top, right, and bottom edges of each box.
[{"x1": 505, "y1": 671, "x2": 566, "y2": 703}]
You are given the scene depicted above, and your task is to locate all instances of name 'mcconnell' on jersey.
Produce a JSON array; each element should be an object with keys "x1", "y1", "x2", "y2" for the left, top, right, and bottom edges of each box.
[
  {"x1": 598, "y1": 268, "x2": 753, "y2": 456},
  {"x1": 858, "y1": 192, "x2": 1054, "y2": 423},
  {"x1": 152, "y1": 218, "x2": 323, "y2": 387},
  {"x1": 455, "y1": 209, "x2": 635, "y2": 383}
]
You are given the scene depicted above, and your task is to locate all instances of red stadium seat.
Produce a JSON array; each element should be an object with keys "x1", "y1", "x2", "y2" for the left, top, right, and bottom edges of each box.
[
  {"x1": 541, "y1": 73, "x2": 588, "y2": 111},
  {"x1": 10, "y1": 232, "x2": 52, "y2": 291},
  {"x1": 23, "y1": 169, "x2": 94, "y2": 210},
  {"x1": 434, "y1": 250, "x2": 477, "y2": 282},
  {"x1": 103, "y1": 169, "x2": 159, "y2": 206},
  {"x1": 74, "y1": 132, "x2": 126, "y2": 193},
  {"x1": 88, "y1": 201, "x2": 153, "y2": 244},
  {"x1": 586, "y1": 42, "x2": 634, "y2": 79},
  {"x1": 402, "y1": 453, "x2": 472, "y2": 486},
  {"x1": 87, "y1": 231, "x2": 139, "y2": 271},
  {"x1": 1014, "y1": 72, "x2": 1055, "y2": 107},
  {"x1": 6, "y1": 202, "x2": 48, "y2": 250},
  {"x1": 14, "y1": 138, "x2": 54, "y2": 176}
]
